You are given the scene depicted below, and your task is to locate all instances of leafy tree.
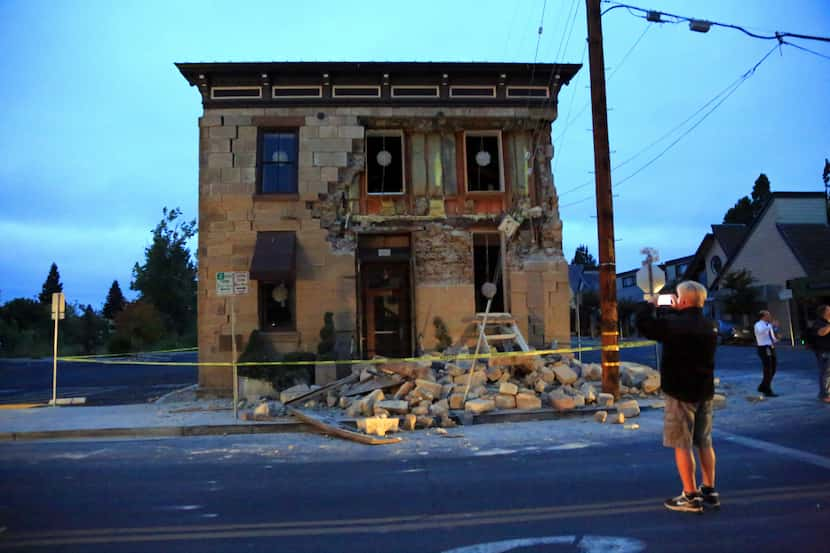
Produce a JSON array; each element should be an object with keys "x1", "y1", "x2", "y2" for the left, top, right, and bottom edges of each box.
[
  {"x1": 103, "y1": 280, "x2": 127, "y2": 320},
  {"x1": 721, "y1": 269, "x2": 759, "y2": 319},
  {"x1": 78, "y1": 305, "x2": 107, "y2": 355},
  {"x1": 110, "y1": 301, "x2": 165, "y2": 353},
  {"x1": 571, "y1": 244, "x2": 598, "y2": 269},
  {"x1": 131, "y1": 208, "x2": 197, "y2": 337},
  {"x1": 38, "y1": 263, "x2": 63, "y2": 305},
  {"x1": 0, "y1": 298, "x2": 50, "y2": 356}
]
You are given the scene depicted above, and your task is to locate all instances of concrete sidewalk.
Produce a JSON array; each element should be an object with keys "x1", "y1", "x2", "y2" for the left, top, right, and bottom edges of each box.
[{"x1": 0, "y1": 396, "x2": 306, "y2": 441}]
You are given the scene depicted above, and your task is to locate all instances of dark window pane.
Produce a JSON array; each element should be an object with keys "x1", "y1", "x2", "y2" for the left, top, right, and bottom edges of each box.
[
  {"x1": 367, "y1": 135, "x2": 404, "y2": 194},
  {"x1": 333, "y1": 87, "x2": 380, "y2": 97},
  {"x1": 273, "y1": 87, "x2": 321, "y2": 98},
  {"x1": 451, "y1": 87, "x2": 495, "y2": 97},
  {"x1": 260, "y1": 281, "x2": 294, "y2": 329},
  {"x1": 260, "y1": 131, "x2": 298, "y2": 194},
  {"x1": 212, "y1": 87, "x2": 261, "y2": 98},
  {"x1": 465, "y1": 135, "x2": 501, "y2": 191},
  {"x1": 262, "y1": 164, "x2": 297, "y2": 194}
]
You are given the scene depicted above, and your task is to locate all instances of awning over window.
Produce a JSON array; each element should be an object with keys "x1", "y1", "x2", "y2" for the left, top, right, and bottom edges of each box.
[{"x1": 250, "y1": 232, "x2": 295, "y2": 281}]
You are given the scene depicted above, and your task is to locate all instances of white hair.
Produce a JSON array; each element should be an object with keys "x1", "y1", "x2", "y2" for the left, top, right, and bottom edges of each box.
[{"x1": 676, "y1": 281, "x2": 707, "y2": 308}]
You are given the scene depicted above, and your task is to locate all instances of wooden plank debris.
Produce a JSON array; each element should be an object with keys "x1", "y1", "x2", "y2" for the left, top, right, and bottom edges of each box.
[{"x1": 286, "y1": 407, "x2": 402, "y2": 445}]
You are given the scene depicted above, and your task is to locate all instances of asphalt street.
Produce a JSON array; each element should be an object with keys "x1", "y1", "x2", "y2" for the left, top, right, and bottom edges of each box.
[
  {"x1": 0, "y1": 346, "x2": 828, "y2": 552},
  {"x1": 0, "y1": 353, "x2": 197, "y2": 406}
]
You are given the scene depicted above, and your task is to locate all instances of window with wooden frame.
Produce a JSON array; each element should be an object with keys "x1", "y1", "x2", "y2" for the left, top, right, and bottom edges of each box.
[
  {"x1": 366, "y1": 131, "x2": 405, "y2": 195},
  {"x1": 259, "y1": 281, "x2": 295, "y2": 330},
  {"x1": 258, "y1": 130, "x2": 299, "y2": 194},
  {"x1": 464, "y1": 131, "x2": 504, "y2": 192}
]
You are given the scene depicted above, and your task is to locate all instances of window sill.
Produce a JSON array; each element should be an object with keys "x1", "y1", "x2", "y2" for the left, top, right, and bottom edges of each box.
[
  {"x1": 465, "y1": 190, "x2": 505, "y2": 196},
  {"x1": 254, "y1": 194, "x2": 300, "y2": 202}
]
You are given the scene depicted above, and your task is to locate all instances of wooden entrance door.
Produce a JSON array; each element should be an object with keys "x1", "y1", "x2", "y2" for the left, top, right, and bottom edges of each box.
[{"x1": 361, "y1": 263, "x2": 411, "y2": 358}]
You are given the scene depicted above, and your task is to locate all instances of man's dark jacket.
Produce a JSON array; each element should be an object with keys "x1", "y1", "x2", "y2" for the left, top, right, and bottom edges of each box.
[
  {"x1": 636, "y1": 305, "x2": 718, "y2": 403},
  {"x1": 811, "y1": 317, "x2": 830, "y2": 352}
]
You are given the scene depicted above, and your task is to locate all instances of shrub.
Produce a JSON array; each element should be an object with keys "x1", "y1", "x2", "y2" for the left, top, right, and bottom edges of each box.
[
  {"x1": 237, "y1": 330, "x2": 314, "y2": 389},
  {"x1": 433, "y1": 317, "x2": 452, "y2": 352}
]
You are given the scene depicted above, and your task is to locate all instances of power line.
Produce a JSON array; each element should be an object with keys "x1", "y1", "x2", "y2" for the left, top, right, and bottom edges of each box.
[
  {"x1": 782, "y1": 39, "x2": 830, "y2": 62},
  {"x1": 601, "y1": 1, "x2": 830, "y2": 43},
  {"x1": 612, "y1": 43, "x2": 778, "y2": 189},
  {"x1": 559, "y1": 43, "x2": 778, "y2": 207}
]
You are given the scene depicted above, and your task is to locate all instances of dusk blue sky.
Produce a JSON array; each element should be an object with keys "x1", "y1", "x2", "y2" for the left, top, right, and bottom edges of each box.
[{"x1": 1, "y1": 0, "x2": 828, "y2": 308}]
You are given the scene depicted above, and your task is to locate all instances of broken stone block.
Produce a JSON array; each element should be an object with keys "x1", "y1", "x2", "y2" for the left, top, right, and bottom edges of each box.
[
  {"x1": 584, "y1": 364, "x2": 602, "y2": 381},
  {"x1": 580, "y1": 382, "x2": 597, "y2": 404},
  {"x1": 239, "y1": 411, "x2": 253, "y2": 421},
  {"x1": 624, "y1": 423, "x2": 640, "y2": 430},
  {"x1": 494, "y1": 394, "x2": 517, "y2": 410},
  {"x1": 534, "y1": 379, "x2": 548, "y2": 394},
  {"x1": 360, "y1": 368, "x2": 373, "y2": 383},
  {"x1": 326, "y1": 393, "x2": 338, "y2": 408},
  {"x1": 516, "y1": 392, "x2": 542, "y2": 410},
  {"x1": 429, "y1": 399, "x2": 450, "y2": 418},
  {"x1": 523, "y1": 371, "x2": 540, "y2": 387},
  {"x1": 403, "y1": 414, "x2": 417, "y2": 431},
  {"x1": 553, "y1": 365, "x2": 578, "y2": 385},
  {"x1": 446, "y1": 363, "x2": 466, "y2": 377},
  {"x1": 415, "y1": 379, "x2": 443, "y2": 398},
  {"x1": 373, "y1": 407, "x2": 390, "y2": 417},
  {"x1": 712, "y1": 394, "x2": 727, "y2": 410},
  {"x1": 548, "y1": 391, "x2": 576, "y2": 411},
  {"x1": 532, "y1": 357, "x2": 546, "y2": 371},
  {"x1": 254, "y1": 402, "x2": 271, "y2": 417},
  {"x1": 498, "y1": 371, "x2": 512, "y2": 383},
  {"x1": 357, "y1": 416, "x2": 400, "y2": 437},
  {"x1": 597, "y1": 393, "x2": 615, "y2": 408},
  {"x1": 376, "y1": 400, "x2": 410, "y2": 415},
  {"x1": 486, "y1": 366, "x2": 503, "y2": 382},
  {"x1": 394, "y1": 381, "x2": 415, "y2": 400},
  {"x1": 612, "y1": 412, "x2": 625, "y2": 424},
  {"x1": 540, "y1": 367, "x2": 557, "y2": 384},
  {"x1": 415, "y1": 415, "x2": 434, "y2": 428},
  {"x1": 440, "y1": 415, "x2": 457, "y2": 428},
  {"x1": 571, "y1": 393, "x2": 586, "y2": 408},
  {"x1": 411, "y1": 404, "x2": 430, "y2": 416},
  {"x1": 642, "y1": 374, "x2": 661, "y2": 394},
  {"x1": 359, "y1": 389, "x2": 385, "y2": 416},
  {"x1": 279, "y1": 384, "x2": 310, "y2": 404},
  {"x1": 441, "y1": 384, "x2": 454, "y2": 398},
  {"x1": 594, "y1": 410, "x2": 608, "y2": 423},
  {"x1": 345, "y1": 401, "x2": 362, "y2": 418},
  {"x1": 449, "y1": 393, "x2": 465, "y2": 410},
  {"x1": 616, "y1": 399, "x2": 640, "y2": 418},
  {"x1": 499, "y1": 382, "x2": 519, "y2": 396},
  {"x1": 464, "y1": 398, "x2": 496, "y2": 414}
]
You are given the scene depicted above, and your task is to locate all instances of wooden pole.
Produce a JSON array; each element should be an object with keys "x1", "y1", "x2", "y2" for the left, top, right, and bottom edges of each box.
[{"x1": 586, "y1": 0, "x2": 620, "y2": 397}]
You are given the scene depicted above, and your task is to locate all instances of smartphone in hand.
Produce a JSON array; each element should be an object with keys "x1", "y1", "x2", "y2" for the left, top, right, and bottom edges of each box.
[{"x1": 657, "y1": 294, "x2": 675, "y2": 307}]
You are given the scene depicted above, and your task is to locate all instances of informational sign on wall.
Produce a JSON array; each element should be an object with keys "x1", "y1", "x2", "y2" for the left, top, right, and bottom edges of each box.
[{"x1": 216, "y1": 272, "x2": 248, "y2": 296}]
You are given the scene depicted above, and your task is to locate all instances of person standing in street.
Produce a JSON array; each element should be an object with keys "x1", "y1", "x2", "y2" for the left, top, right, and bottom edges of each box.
[
  {"x1": 809, "y1": 304, "x2": 830, "y2": 404},
  {"x1": 754, "y1": 310, "x2": 779, "y2": 397},
  {"x1": 637, "y1": 281, "x2": 719, "y2": 514}
]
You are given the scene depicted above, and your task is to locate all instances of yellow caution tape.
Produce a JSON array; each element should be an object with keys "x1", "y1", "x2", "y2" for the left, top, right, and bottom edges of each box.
[
  {"x1": 55, "y1": 340, "x2": 656, "y2": 367},
  {"x1": 60, "y1": 346, "x2": 198, "y2": 360}
]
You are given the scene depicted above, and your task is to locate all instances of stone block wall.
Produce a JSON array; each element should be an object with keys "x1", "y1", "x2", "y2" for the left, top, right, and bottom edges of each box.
[{"x1": 196, "y1": 105, "x2": 571, "y2": 392}]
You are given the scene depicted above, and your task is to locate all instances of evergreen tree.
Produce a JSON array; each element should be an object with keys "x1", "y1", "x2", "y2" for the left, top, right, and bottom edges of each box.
[
  {"x1": 103, "y1": 280, "x2": 127, "y2": 320},
  {"x1": 723, "y1": 173, "x2": 772, "y2": 225},
  {"x1": 750, "y1": 173, "x2": 772, "y2": 217},
  {"x1": 571, "y1": 244, "x2": 598, "y2": 269},
  {"x1": 38, "y1": 262, "x2": 63, "y2": 305},
  {"x1": 131, "y1": 208, "x2": 197, "y2": 336},
  {"x1": 721, "y1": 269, "x2": 759, "y2": 319}
]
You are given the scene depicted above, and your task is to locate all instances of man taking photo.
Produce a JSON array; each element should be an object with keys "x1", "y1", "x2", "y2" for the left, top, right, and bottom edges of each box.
[{"x1": 637, "y1": 281, "x2": 720, "y2": 514}]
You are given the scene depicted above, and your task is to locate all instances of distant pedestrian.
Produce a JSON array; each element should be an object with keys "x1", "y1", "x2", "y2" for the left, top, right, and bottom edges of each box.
[
  {"x1": 754, "y1": 310, "x2": 779, "y2": 397},
  {"x1": 637, "y1": 281, "x2": 719, "y2": 514},
  {"x1": 808, "y1": 304, "x2": 830, "y2": 403}
]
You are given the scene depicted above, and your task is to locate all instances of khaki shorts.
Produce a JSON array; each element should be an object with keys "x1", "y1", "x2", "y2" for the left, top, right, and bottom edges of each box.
[{"x1": 663, "y1": 396, "x2": 713, "y2": 449}]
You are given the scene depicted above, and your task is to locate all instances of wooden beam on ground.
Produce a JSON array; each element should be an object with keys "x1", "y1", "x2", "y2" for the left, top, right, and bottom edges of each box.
[
  {"x1": 286, "y1": 407, "x2": 402, "y2": 445},
  {"x1": 284, "y1": 373, "x2": 359, "y2": 406}
]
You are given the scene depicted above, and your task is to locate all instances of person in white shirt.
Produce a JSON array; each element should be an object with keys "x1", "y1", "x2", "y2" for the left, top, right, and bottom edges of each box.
[{"x1": 754, "y1": 310, "x2": 778, "y2": 396}]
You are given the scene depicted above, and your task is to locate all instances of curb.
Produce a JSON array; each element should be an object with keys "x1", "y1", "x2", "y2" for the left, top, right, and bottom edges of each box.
[
  {"x1": 0, "y1": 402, "x2": 665, "y2": 442},
  {"x1": 0, "y1": 420, "x2": 310, "y2": 442}
]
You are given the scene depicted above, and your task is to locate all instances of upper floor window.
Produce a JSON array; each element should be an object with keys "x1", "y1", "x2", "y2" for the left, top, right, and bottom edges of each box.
[
  {"x1": 622, "y1": 276, "x2": 636, "y2": 288},
  {"x1": 259, "y1": 130, "x2": 298, "y2": 194},
  {"x1": 366, "y1": 131, "x2": 404, "y2": 194},
  {"x1": 710, "y1": 256, "x2": 722, "y2": 275},
  {"x1": 465, "y1": 131, "x2": 503, "y2": 192}
]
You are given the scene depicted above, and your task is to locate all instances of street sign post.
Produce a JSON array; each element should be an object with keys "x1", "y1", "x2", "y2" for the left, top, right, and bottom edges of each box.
[
  {"x1": 216, "y1": 272, "x2": 249, "y2": 420},
  {"x1": 635, "y1": 263, "x2": 666, "y2": 298},
  {"x1": 51, "y1": 292, "x2": 65, "y2": 406},
  {"x1": 779, "y1": 289, "x2": 795, "y2": 346}
]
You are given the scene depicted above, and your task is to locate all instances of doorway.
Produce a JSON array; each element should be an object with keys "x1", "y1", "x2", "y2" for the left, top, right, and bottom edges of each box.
[
  {"x1": 473, "y1": 233, "x2": 504, "y2": 313},
  {"x1": 358, "y1": 234, "x2": 413, "y2": 358}
]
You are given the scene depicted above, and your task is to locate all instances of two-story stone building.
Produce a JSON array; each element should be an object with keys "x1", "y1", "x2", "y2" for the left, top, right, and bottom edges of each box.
[{"x1": 177, "y1": 61, "x2": 580, "y2": 392}]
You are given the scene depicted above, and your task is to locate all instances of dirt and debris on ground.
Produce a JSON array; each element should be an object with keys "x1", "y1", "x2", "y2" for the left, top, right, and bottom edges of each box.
[{"x1": 237, "y1": 350, "x2": 673, "y2": 439}]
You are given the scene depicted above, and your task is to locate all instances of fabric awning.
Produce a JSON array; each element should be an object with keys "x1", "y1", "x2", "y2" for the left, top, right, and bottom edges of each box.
[{"x1": 250, "y1": 232, "x2": 296, "y2": 281}]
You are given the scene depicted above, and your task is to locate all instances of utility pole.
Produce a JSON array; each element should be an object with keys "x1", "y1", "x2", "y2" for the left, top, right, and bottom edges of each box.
[{"x1": 585, "y1": 0, "x2": 620, "y2": 397}]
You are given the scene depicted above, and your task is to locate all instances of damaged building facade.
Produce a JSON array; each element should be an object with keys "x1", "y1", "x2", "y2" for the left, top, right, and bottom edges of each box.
[{"x1": 177, "y1": 62, "x2": 581, "y2": 392}]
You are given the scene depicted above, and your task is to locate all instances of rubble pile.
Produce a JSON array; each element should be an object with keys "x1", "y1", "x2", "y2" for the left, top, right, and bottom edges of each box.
[{"x1": 242, "y1": 353, "x2": 665, "y2": 437}]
